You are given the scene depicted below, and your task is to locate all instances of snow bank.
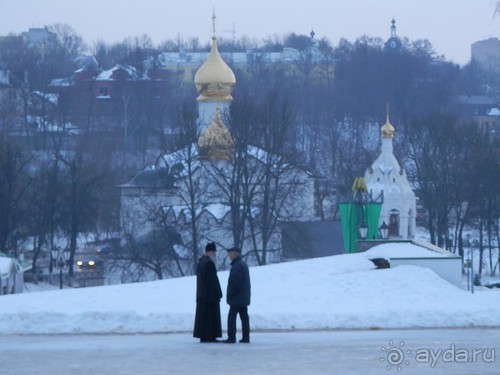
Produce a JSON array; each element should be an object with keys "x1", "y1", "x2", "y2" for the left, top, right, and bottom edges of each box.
[{"x1": 0, "y1": 252, "x2": 499, "y2": 335}]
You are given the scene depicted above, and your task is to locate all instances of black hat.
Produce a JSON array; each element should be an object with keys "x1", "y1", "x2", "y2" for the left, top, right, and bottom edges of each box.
[
  {"x1": 205, "y1": 242, "x2": 217, "y2": 252},
  {"x1": 227, "y1": 247, "x2": 241, "y2": 254}
]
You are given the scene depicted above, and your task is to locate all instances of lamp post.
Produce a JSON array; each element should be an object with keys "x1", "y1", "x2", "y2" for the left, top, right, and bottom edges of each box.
[
  {"x1": 466, "y1": 234, "x2": 474, "y2": 294},
  {"x1": 358, "y1": 222, "x2": 368, "y2": 240},
  {"x1": 51, "y1": 248, "x2": 71, "y2": 289},
  {"x1": 379, "y1": 221, "x2": 389, "y2": 240}
]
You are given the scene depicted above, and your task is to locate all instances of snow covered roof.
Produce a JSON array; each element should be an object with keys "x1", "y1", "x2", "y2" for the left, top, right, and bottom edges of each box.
[
  {"x1": 74, "y1": 55, "x2": 99, "y2": 72},
  {"x1": 0, "y1": 256, "x2": 14, "y2": 278},
  {"x1": 203, "y1": 203, "x2": 231, "y2": 221},
  {"x1": 455, "y1": 95, "x2": 497, "y2": 106},
  {"x1": 363, "y1": 242, "x2": 452, "y2": 259},
  {"x1": 123, "y1": 167, "x2": 174, "y2": 189},
  {"x1": 0, "y1": 70, "x2": 10, "y2": 86},
  {"x1": 95, "y1": 64, "x2": 149, "y2": 81},
  {"x1": 49, "y1": 77, "x2": 74, "y2": 87},
  {"x1": 162, "y1": 203, "x2": 231, "y2": 224},
  {"x1": 157, "y1": 142, "x2": 297, "y2": 174},
  {"x1": 487, "y1": 108, "x2": 500, "y2": 116},
  {"x1": 32, "y1": 91, "x2": 59, "y2": 105}
]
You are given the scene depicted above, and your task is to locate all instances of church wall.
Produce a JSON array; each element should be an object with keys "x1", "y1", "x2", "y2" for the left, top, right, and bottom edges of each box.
[{"x1": 120, "y1": 187, "x2": 181, "y2": 238}]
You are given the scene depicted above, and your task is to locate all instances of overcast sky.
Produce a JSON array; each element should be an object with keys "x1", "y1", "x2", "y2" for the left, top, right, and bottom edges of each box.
[{"x1": 0, "y1": 0, "x2": 498, "y2": 65}]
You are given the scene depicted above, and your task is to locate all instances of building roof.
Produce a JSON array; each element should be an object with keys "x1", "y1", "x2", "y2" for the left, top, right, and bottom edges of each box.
[
  {"x1": 121, "y1": 167, "x2": 174, "y2": 189},
  {"x1": 95, "y1": 64, "x2": 148, "y2": 81},
  {"x1": 0, "y1": 257, "x2": 12, "y2": 277},
  {"x1": 0, "y1": 70, "x2": 10, "y2": 86},
  {"x1": 455, "y1": 95, "x2": 497, "y2": 106},
  {"x1": 0, "y1": 256, "x2": 21, "y2": 278}
]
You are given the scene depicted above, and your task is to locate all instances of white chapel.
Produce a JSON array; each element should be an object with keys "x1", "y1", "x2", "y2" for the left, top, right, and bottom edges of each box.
[{"x1": 364, "y1": 106, "x2": 416, "y2": 239}]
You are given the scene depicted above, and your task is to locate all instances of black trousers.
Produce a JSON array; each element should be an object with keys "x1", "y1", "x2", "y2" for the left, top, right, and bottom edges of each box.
[{"x1": 227, "y1": 305, "x2": 250, "y2": 341}]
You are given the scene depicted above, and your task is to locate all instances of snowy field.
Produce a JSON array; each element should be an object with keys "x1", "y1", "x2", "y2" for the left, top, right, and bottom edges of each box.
[{"x1": 0, "y1": 243, "x2": 499, "y2": 335}]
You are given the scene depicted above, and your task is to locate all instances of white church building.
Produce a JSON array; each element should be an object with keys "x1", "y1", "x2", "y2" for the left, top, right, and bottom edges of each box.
[
  {"x1": 364, "y1": 108, "x2": 416, "y2": 239},
  {"x1": 119, "y1": 14, "x2": 317, "y2": 265}
]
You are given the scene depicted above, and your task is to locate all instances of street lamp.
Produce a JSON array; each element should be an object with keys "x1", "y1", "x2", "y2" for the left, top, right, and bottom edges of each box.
[
  {"x1": 51, "y1": 248, "x2": 71, "y2": 289},
  {"x1": 358, "y1": 222, "x2": 368, "y2": 240},
  {"x1": 379, "y1": 221, "x2": 389, "y2": 240},
  {"x1": 466, "y1": 234, "x2": 474, "y2": 294}
]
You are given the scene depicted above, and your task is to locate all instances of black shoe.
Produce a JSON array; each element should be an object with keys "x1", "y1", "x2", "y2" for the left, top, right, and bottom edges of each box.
[
  {"x1": 222, "y1": 339, "x2": 236, "y2": 344},
  {"x1": 239, "y1": 339, "x2": 250, "y2": 343}
]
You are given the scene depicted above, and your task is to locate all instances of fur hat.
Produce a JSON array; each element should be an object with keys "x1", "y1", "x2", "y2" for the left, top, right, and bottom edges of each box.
[{"x1": 205, "y1": 242, "x2": 217, "y2": 252}]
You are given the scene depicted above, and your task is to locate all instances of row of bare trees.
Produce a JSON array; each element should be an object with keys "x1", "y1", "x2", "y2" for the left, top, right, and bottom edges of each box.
[
  {"x1": 117, "y1": 92, "x2": 309, "y2": 279},
  {"x1": 0, "y1": 23, "x2": 498, "y2": 280},
  {"x1": 0, "y1": 132, "x2": 124, "y2": 283}
]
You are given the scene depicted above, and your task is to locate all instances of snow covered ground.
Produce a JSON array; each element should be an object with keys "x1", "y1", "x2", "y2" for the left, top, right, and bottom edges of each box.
[{"x1": 0, "y1": 243, "x2": 499, "y2": 335}]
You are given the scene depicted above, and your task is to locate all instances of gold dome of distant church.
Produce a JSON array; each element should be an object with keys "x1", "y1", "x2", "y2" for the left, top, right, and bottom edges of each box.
[
  {"x1": 194, "y1": 13, "x2": 236, "y2": 101},
  {"x1": 380, "y1": 102, "x2": 395, "y2": 138}
]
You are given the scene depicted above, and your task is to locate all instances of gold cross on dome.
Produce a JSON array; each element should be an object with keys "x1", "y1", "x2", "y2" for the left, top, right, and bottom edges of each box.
[{"x1": 212, "y1": 9, "x2": 216, "y2": 38}]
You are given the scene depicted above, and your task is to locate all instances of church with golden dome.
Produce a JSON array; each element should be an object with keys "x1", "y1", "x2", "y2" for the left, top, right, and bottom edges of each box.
[
  {"x1": 364, "y1": 103, "x2": 416, "y2": 239},
  {"x1": 119, "y1": 13, "x2": 317, "y2": 269}
]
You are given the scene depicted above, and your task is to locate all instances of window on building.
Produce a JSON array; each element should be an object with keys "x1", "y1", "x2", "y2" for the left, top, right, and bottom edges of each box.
[{"x1": 389, "y1": 209, "x2": 399, "y2": 236}]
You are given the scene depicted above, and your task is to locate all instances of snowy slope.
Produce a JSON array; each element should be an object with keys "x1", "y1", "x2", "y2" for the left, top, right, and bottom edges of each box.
[{"x1": 0, "y1": 246, "x2": 499, "y2": 335}]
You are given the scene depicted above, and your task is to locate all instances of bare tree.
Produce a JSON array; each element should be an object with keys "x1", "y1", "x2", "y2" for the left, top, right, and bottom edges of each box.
[
  {"x1": 404, "y1": 114, "x2": 473, "y2": 250},
  {"x1": 0, "y1": 139, "x2": 33, "y2": 255},
  {"x1": 246, "y1": 93, "x2": 309, "y2": 264},
  {"x1": 115, "y1": 225, "x2": 184, "y2": 281},
  {"x1": 58, "y1": 135, "x2": 111, "y2": 282},
  {"x1": 27, "y1": 144, "x2": 63, "y2": 282},
  {"x1": 48, "y1": 23, "x2": 87, "y2": 60},
  {"x1": 161, "y1": 105, "x2": 204, "y2": 273}
]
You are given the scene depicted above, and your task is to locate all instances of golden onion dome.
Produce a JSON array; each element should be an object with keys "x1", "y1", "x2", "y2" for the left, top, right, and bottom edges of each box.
[
  {"x1": 194, "y1": 14, "x2": 236, "y2": 101},
  {"x1": 197, "y1": 108, "x2": 234, "y2": 160},
  {"x1": 381, "y1": 102, "x2": 395, "y2": 138},
  {"x1": 381, "y1": 116, "x2": 395, "y2": 139}
]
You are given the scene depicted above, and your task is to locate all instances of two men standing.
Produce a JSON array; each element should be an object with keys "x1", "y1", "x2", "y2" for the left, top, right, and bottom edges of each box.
[{"x1": 193, "y1": 244, "x2": 251, "y2": 344}]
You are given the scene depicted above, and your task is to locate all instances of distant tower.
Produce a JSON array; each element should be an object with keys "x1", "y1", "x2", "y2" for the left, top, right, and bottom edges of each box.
[
  {"x1": 193, "y1": 11, "x2": 236, "y2": 136},
  {"x1": 385, "y1": 18, "x2": 403, "y2": 51},
  {"x1": 309, "y1": 29, "x2": 318, "y2": 48},
  {"x1": 364, "y1": 103, "x2": 416, "y2": 239}
]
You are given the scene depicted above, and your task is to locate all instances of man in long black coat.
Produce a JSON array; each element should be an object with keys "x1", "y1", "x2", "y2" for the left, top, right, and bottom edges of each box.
[
  {"x1": 193, "y1": 242, "x2": 223, "y2": 343},
  {"x1": 223, "y1": 247, "x2": 251, "y2": 343}
]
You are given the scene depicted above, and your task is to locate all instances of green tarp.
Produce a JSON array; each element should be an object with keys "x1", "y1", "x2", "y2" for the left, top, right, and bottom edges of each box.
[{"x1": 339, "y1": 202, "x2": 382, "y2": 253}]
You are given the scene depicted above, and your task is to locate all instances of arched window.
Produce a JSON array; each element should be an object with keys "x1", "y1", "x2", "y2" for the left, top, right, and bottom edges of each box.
[{"x1": 389, "y1": 209, "x2": 399, "y2": 236}]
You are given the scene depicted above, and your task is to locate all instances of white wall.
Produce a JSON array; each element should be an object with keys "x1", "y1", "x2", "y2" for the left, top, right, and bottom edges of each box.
[{"x1": 390, "y1": 257, "x2": 463, "y2": 288}]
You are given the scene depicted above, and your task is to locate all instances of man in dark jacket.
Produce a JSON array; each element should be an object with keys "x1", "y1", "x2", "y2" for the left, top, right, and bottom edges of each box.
[
  {"x1": 193, "y1": 242, "x2": 223, "y2": 343},
  {"x1": 223, "y1": 247, "x2": 251, "y2": 343}
]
